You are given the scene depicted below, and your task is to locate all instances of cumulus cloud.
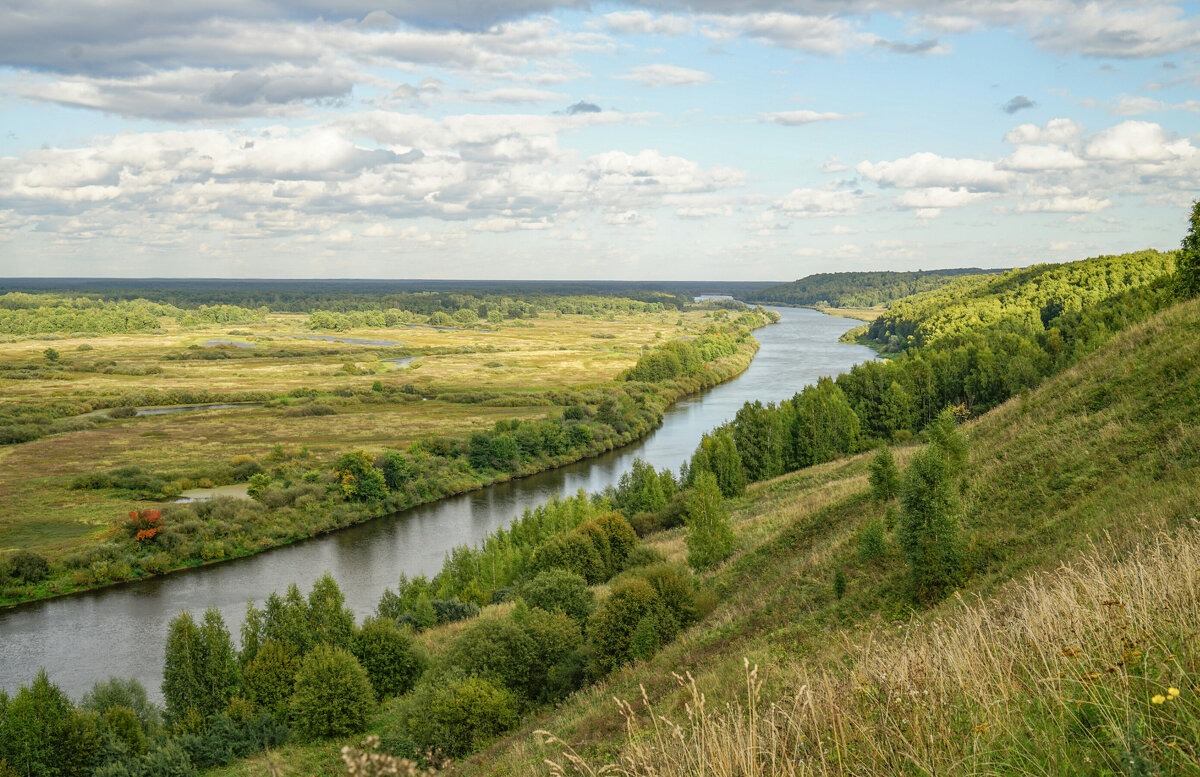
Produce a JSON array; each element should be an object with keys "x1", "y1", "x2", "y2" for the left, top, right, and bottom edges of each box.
[
  {"x1": 1082, "y1": 120, "x2": 1194, "y2": 161},
  {"x1": 1004, "y1": 118, "x2": 1085, "y2": 146},
  {"x1": 760, "y1": 110, "x2": 860, "y2": 126},
  {"x1": 1002, "y1": 95, "x2": 1037, "y2": 114},
  {"x1": 999, "y1": 145, "x2": 1086, "y2": 171},
  {"x1": 857, "y1": 152, "x2": 1012, "y2": 191},
  {"x1": 596, "y1": 11, "x2": 694, "y2": 36},
  {"x1": 619, "y1": 63, "x2": 712, "y2": 87},
  {"x1": 1016, "y1": 196, "x2": 1112, "y2": 213},
  {"x1": 776, "y1": 187, "x2": 867, "y2": 217}
]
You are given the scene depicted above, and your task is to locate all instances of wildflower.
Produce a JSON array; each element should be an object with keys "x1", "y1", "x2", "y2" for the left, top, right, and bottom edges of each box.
[
  {"x1": 1168, "y1": 687, "x2": 1180, "y2": 698},
  {"x1": 1152, "y1": 694, "x2": 1166, "y2": 705},
  {"x1": 973, "y1": 723, "x2": 988, "y2": 733}
]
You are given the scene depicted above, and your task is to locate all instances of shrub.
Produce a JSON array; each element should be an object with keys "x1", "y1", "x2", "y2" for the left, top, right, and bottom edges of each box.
[
  {"x1": 3, "y1": 550, "x2": 50, "y2": 583},
  {"x1": 283, "y1": 404, "x2": 336, "y2": 417},
  {"x1": 868, "y1": 446, "x2": 901, "y2": 502},
  {"x1": 529, "y1": 531, "x2": 605, "y2": 584},
  {"x1": 80, "y1": 676, "x2": 161, "y2": 734},
  {"x1": 350, "y1": 619, "x2": 427, "y2": 699},
  {"x1": 521, "y1": 569, "x2": 595, "y2": 627},
  {"x1": 0, "y1": 670, "x2": 102, "y2": 777},
  {"x1": 289, "y1": 645, "x2": 375, "y2": 741},
  {"x1": 622, "y1": 545, "x2": 667, "y2": 570},
  {"x1": 430, "y1": 598, "x2": 479, "y2": 625},
  {"x1": 101, "y1": 705, "x2": 147, "y2": 756},
  {"x1": 443, "y1": 617, "x2": 535, "y2": 698},
  {"x1": 515, "y1": 606, "x2": 583, "y2": 701},
  {"x1": 108, "y1": 406, "x2": 137, "y2": 419},
  {"x1": 634, "y1": 563, "x2": 697, "y2": 632},
  {"x1": 899, "y1": 428, "x2": 965, "y2": 604},
  {"x1": 594, "y1": 511, "x2": 638, "y2": 570},
  {"x1": 334, "y1": 451, "x2": 387, "y2": 502},
  {"x1": 858, "y1": 517, "x2": 888, "y2": 564},
  {"x1": 587, "y1": 578, "x2": 667, "y2": 676},
  {"x1": 397, "y1": 675, "x2": 519, "y2": 758}
]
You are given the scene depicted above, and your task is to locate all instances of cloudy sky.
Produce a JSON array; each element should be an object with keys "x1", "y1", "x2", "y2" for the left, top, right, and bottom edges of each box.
[{"x1": 1, "y1": 1, "x2": 1198, "y2": 280}]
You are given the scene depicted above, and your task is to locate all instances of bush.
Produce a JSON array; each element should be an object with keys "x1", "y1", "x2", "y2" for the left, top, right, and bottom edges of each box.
[
  {"x1": 857, "y1": 517, "x2": 888, "y2": 564},
  {"x1": 289, "y1": 645, "x2": 375, "y2": 741},
  {"x1": 521, "y1": 569, "x2": 595, "y2": 627},
  {"x1": 593, "y1": 511, "x2": 638, "y2": 570},
  {"x1": 350, "y1": 619, "x2": 427, "y2": 699},
  {"x1": 869, "y1": 446, "x2": 901, "y2": 502},
  {"x1": 108, "y1": 406, "x2": 137, "y2": 419},
  {"x1": 622, "y1": 545, "x2": 667, "y2": 570},
  {"x1": 587, "y1": 578, "x2": 668, "y2": 676},
  {"x1": 515, "y1": 605, "x2": 584, "y2": 701},
  {"x1": 397, "y1": 675, "x2": 519, "y2": 758},
  {"x1": 3, "y1": 550, "x2": 50, "y2": 583},
  {"x1": 430, "y1": 598, "x2": 479, "y2": 625},
  {"x1": 443, "y1": 618, "x2": 535, "y2": 698},
  {"x1": 634, "y1": 563, "x2": 697, "y2": 632},
  {"x1": 283, "y1": 404, "x2": 336, "y2": 417},
  {"x1": 101, "y1": 705, "x2": 147, "y2": 756},
  {"x1": 529, "y1": 531, "x2": 605, "y2": 584},
  {"x1": 80, "y1": 676, "x2": 161, "y2": 734}
]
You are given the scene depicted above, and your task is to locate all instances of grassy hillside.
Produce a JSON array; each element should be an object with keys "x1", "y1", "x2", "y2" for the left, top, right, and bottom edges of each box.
[
  {"x1": 745, "y1": 269, "x2": 999, "y2": 309},
  {"x1": 200, "y1": 294, "x2": 1200, "y2": 777},
  {"x1": 472, "y1": 294, "x2": 1200, "y2": 775}
]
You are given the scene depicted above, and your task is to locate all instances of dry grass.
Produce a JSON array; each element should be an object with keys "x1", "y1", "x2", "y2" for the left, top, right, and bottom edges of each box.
[{"x1": 545, "y1": 528, "x2": 1200, "y2": 776}]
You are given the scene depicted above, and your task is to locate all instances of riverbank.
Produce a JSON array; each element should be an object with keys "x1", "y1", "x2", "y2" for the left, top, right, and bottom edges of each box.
[{"x1": 0, "y1": 316, "x2": 774, "y2": 609}]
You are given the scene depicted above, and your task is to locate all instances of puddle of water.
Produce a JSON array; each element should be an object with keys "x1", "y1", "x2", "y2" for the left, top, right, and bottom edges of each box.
[
  {"x1": 384, "y1": 357, "x2": 418, "y2": 366},
  {"x1": 174, "y1": 483, "x2": 251, "y2": 503},
  {"x1": 200, "y1": 339, "x2": 258, "y2": 348},
  {"x1": 282, "y1": 334, "x2": 403, "y2": 347},
  {"x1": 136, "y1": 403, "x2": 261, "y2": 416}
]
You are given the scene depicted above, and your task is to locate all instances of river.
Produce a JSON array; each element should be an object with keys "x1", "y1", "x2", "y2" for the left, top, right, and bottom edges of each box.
[{"x1": 0, "y1": 306, "x2": 873, "y2": 701}]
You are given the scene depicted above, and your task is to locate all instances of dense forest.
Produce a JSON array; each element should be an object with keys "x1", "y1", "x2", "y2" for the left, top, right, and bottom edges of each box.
[{"x1": 746, "y1": 268, "x2": 999, "y2": 308}]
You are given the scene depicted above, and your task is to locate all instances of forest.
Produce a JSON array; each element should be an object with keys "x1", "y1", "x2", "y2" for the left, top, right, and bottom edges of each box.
[{"x1": 745, "y1": 268, "x2": 999, "y2": 308}]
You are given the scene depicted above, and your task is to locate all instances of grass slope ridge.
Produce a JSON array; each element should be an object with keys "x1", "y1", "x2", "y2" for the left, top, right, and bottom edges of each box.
[{"x1": 480, "y1": 295, "x2": 1200, "y2": 775}]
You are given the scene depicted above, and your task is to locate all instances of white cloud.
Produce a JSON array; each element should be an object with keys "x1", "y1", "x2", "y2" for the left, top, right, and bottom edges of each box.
[
  {"x1": 1083, "y1": 120, "x2": 1194, "y2": 161},
  {"x1": 857, "y1": 152, "x2": 1012, "y2": 191},
  {"x1": 760, "y1": 110, "x2": 860, "y2": 126},
  {"x1": 1000, "y1": 145, "x2": 1086, "y2": 171},
  {"x1": 597, "y1": 11, "x2": 694, "y2": 36},
  {"x1": 1017, "y1": 196, "x2": 1112, "y2": 213},
  {"x1": 895, "y1": 187, "x2": 991, "y2": 209},
  {"x1": 619, "y1": 63, "x2": 712, "y2": 87},
  {"x1": 776, "y1": 188, "x2": 866, "y2": 217},
  {"x1": 1004, "y1": 118, "x2": 1084, "y2": 146}
]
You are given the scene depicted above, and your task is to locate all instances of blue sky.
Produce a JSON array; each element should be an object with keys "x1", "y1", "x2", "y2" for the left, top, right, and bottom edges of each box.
[{"x1": 1, "y1": 1, "x2": 1198, "y2": 280}]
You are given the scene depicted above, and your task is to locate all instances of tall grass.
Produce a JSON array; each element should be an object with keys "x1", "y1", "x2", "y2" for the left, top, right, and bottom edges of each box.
[{"x1": 544, "y1": 528, "x2": 1200, "y2": 775}]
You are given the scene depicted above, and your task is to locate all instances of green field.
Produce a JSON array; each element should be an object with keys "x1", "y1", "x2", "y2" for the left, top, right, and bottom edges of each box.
[{"x1": 0, "y1": 298, "x2": 772, "y2": 604}]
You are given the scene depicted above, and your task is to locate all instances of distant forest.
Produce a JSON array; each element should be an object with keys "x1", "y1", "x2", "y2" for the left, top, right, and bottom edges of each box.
[
  {"x1": 0, "y1": 279, "x2": 769, "y2": 314},
  {"x1": 746, "y1": 268, "x2": 1004, "y2": 308}
]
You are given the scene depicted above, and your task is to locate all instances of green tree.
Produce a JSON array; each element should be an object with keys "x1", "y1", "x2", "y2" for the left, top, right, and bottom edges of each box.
[
  {"x1": 198, "y1": 608, "x2": 240, "y2": 718},
  {"x1": 377, "y1": 450, "x2": 414, "y2": 490},
  {"x1": 306, "y1": 572, "x2": 355, "y2": 651},
  {"x1": 0, "y1": 670, "x2": 101, "y2": 777},
  {"x1": 443, "y1": 617, "x2": 535, "y2": 698},
  {"x1": 42, "y1": 347, "x2": 59, "y2": 362},
  {"x1": 521, "y1": 568, "x2": 595, "y2": 627},
  {"x1": 586, "y1": 578, "x2": 667, "y2": 675},
  {"x1": 162, "y1": 608, "x2": 238, "y2": 723},
  {"x1": 242, "y1": 640, "x2": 297, "y2": 717},
  {"x1": 398, "y1": 675, "x2": 519, "y2": 758},
  {"x1": 80, "y1": 677, "x2": 161, "y2": 735},
  {"x1": 289, "y1": 645, "x2": 375, "y2": 741},
  {"x1": 684, "y1": 471, "x2": 735, "y2": 571},
  {"x1": 350, "y1": 619, "x2": 427, "y2": 699},
  {"x1": 868, "y1": 446, "x2": 901, "y2": 502},
  {"x1": 688, "y1": 429, "x2": 746, "y2": 497},
  {"x1": 732, "y1": 401, "x2": 784, "y2": 482},
  {"x1": 333, "y1": 450, "x2": 387, "y2": 501},
  {"x1": 1176, "y1": 200, "x2": 1200, "y2": 299},
  {"x1": 898, "y1": 432, "x2": 965, "y2": 604},
  {"x1": 788, "y1": 378, "x2": 861, "y2": 469}
]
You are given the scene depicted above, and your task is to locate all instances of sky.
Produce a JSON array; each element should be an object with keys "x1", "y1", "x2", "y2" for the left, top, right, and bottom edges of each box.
[{"x1": 0, "y1": 1, "x2": 1198, "y2": 281}]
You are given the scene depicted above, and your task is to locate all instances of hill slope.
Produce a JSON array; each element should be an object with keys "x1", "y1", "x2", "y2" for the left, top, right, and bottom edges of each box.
[{"x1": 473, "y1": 294, "x2": 1200, "y2": 776}]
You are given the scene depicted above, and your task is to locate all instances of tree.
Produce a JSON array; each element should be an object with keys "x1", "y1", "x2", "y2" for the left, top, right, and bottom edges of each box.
[
  {"x1": 898, "y1": 430, "x2": 965, "y2": 604},
  {"x1": 289, "y1": 645, "x2": 375, "y2": 741},
  {"x1": 0, "y1": 670, "x2": 101, "y2": 777},
  {"x1": 522, "y1": 569, "x2": 595, "y2": 627},
  {"x1": 732, "y1": 401, "x2": 784, "y2": 482},
  {"x1": 242, "y1": 640, "x2": 297, "y2": 717},
  {"x1": 685, "y1": 471, "x2": 735, "y2": 571},
  {"x1": 399, "y1": 675, "x2": 519, "y2": 758},
  {"x1": 689, "y1": 429, "x2": 746, "y2": 497},
  {"x1": 333, "y1": 451, "x2": 387, "y2": 502},
  {"x1": 80, "y1": 677, "x2": 161, "y2": 735},
  {"x1": 587, "y1": 578, "x2": 667, "y2": 676},
  {"x1": 377, "y1": 450, "x2": 414, "y2": 490},
  {"x1": 350, "y1": 619, "x2": 426, "y2": 699},
  {"x1": 1176, "y1": 200, "x2": 1200, "y2": 299},
  {"x1": 788, "y1": 378, "x2": 861, "y2": 469},
  {"x1": 868, "y1": 446, "x2": 901, "y2": 502},
  {"x1": 162, "y1": 608, "x2": 238, "y2": 723},
  {"x1": 306, "y1": 573, "x2": 355, "y2": 651},
  {"x1": 42, "y1": 347, "x2": 59, "y2": 362}
]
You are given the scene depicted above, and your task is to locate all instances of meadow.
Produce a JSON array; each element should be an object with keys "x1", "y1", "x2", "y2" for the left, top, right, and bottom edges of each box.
[{"x1": 0, "y1": 294, "x2": 771, "y2": 604}]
